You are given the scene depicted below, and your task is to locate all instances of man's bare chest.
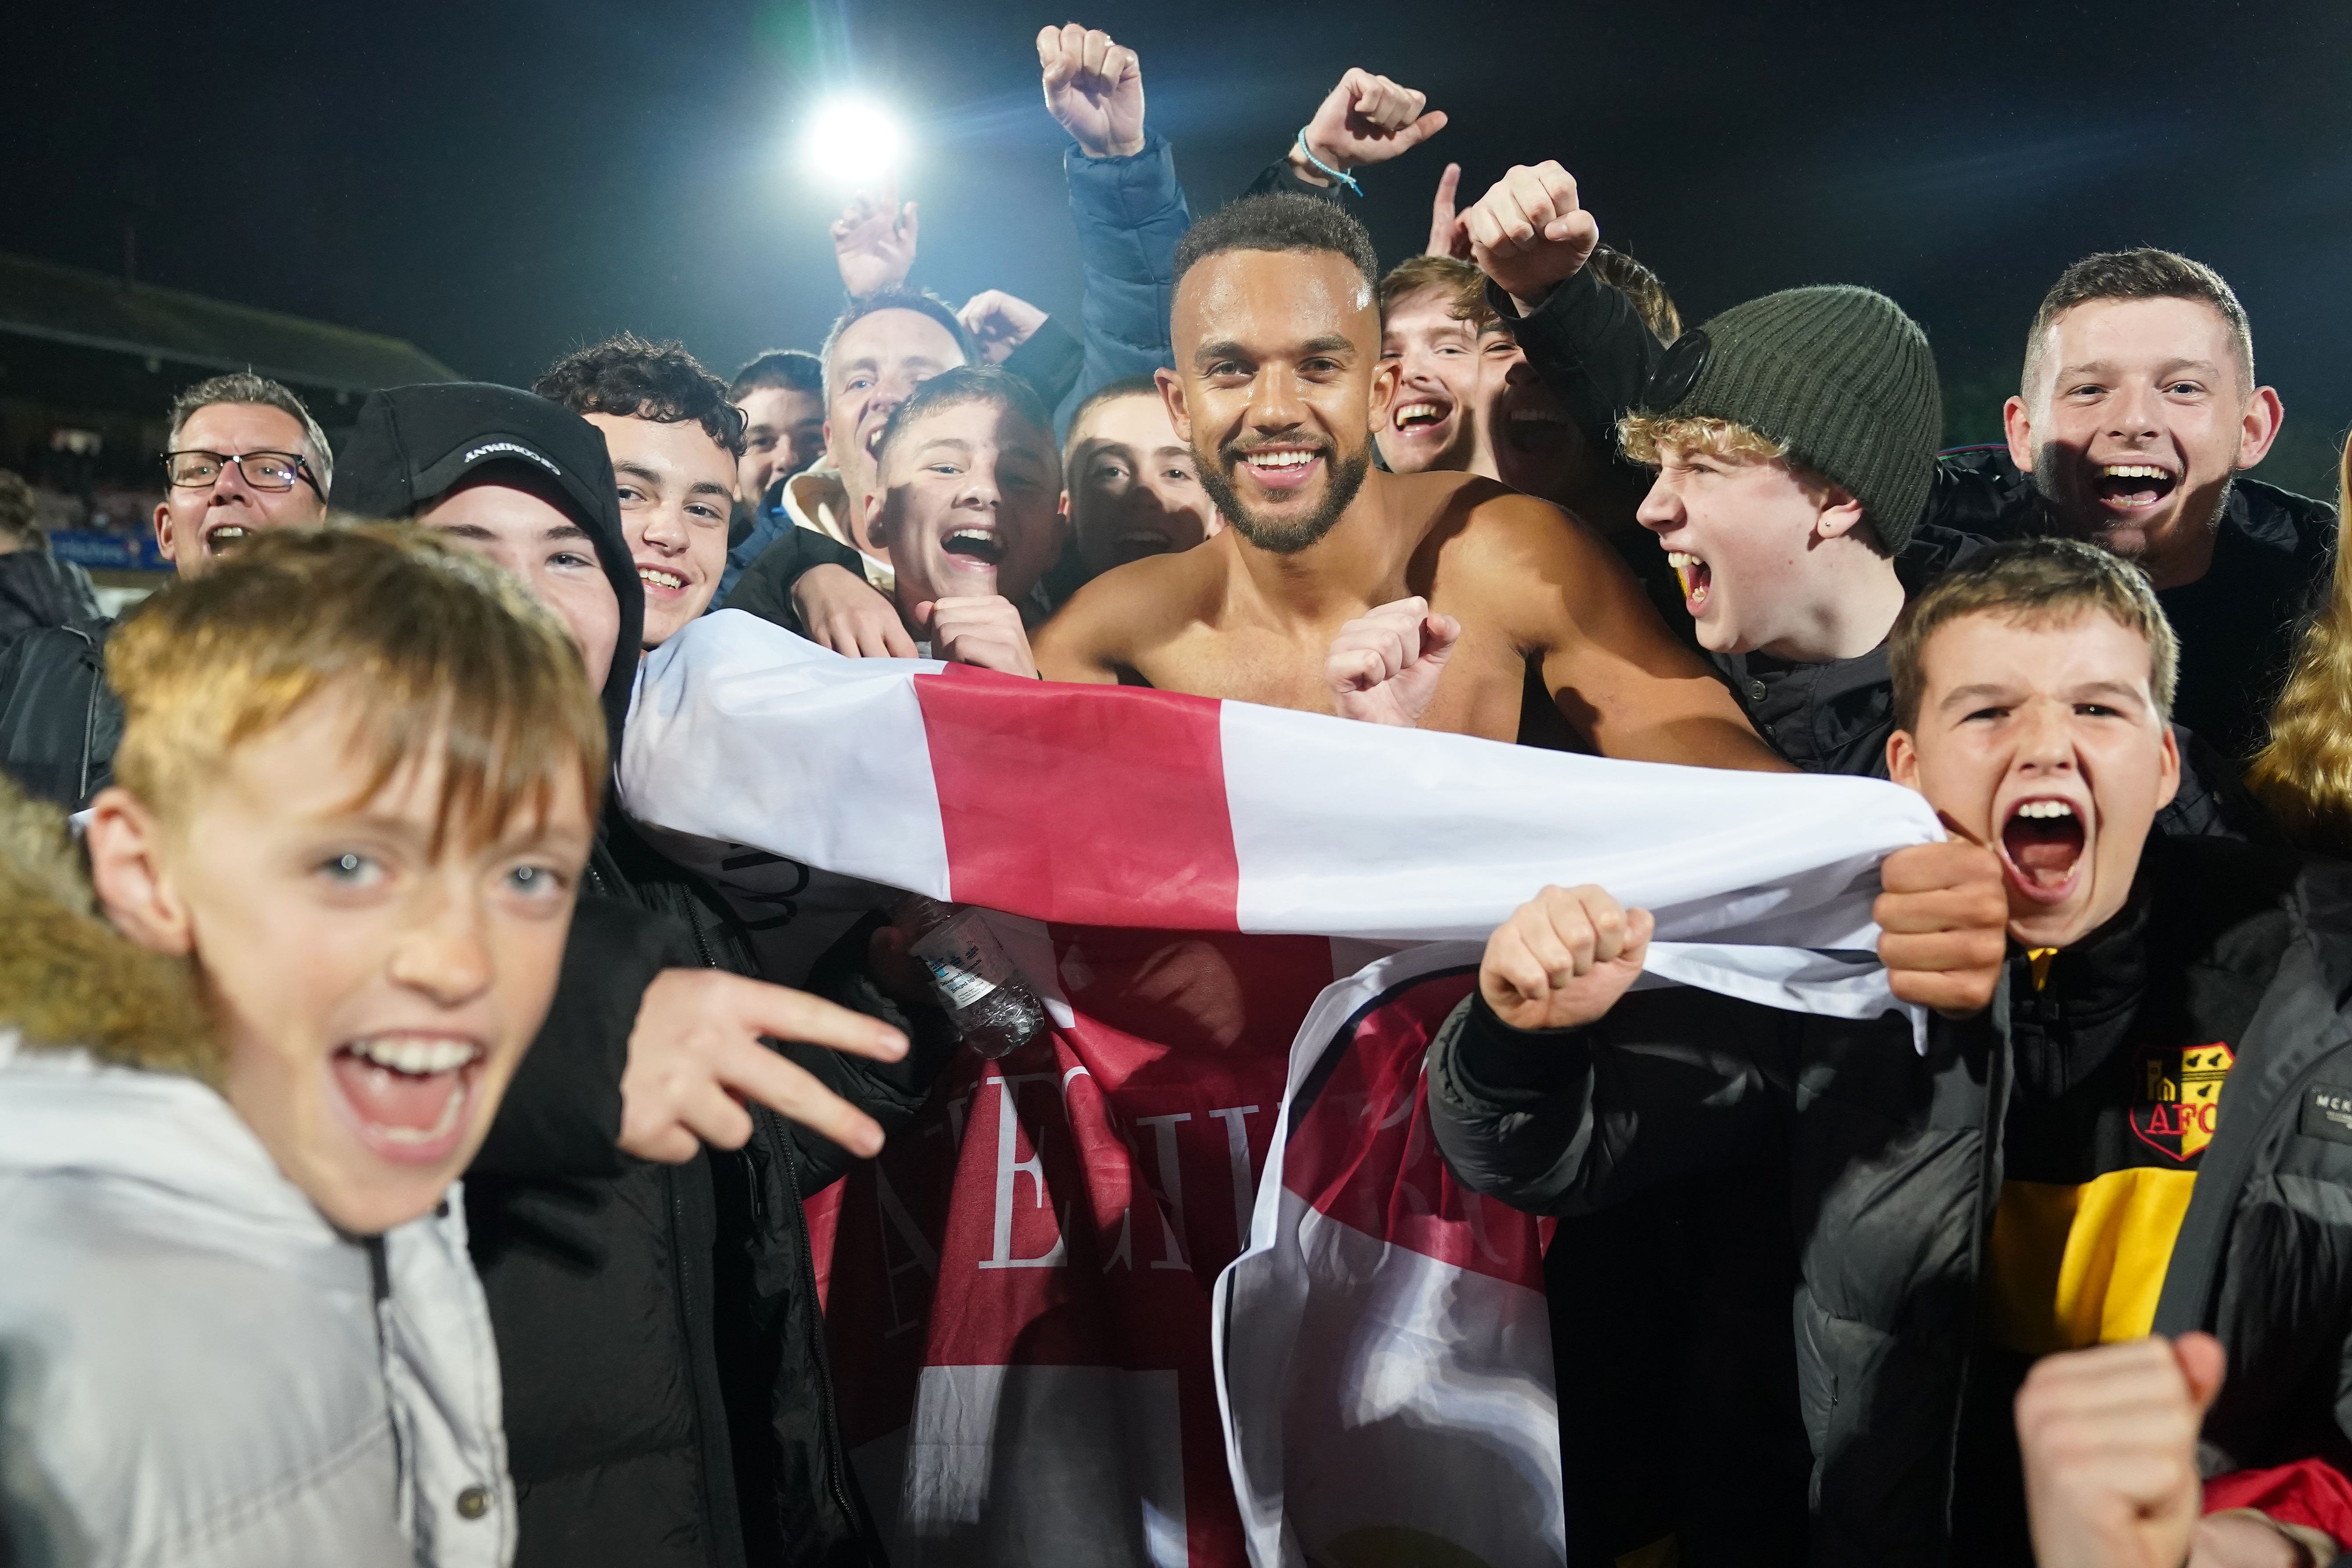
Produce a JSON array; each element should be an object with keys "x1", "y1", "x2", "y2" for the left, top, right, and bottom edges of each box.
[{"x1": 1133, "y1": 620, "x2": 1533, "y2": 740}]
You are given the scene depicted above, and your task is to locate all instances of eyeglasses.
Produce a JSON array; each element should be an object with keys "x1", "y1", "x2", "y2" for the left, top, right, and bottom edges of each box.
[{"x1": 163, "y1": 449, "x2": 324, "y2": 498}]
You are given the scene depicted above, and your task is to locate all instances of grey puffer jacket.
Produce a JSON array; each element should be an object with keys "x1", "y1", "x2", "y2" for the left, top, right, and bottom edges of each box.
[
  {"x1": 0, "y1": 797, "x2": 517, "y2": 1568},
  {"x1": 1429, "y1": 836, "x2": 2352, "y2": 1567}
]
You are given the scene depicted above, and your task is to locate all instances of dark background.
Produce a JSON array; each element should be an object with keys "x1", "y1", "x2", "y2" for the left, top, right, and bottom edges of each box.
[{"x1": 9, "y1": 0, "x2": 2348, "y2": 495}]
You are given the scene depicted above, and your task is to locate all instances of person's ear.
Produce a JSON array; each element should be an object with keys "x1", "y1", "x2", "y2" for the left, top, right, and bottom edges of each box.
[
  {"x1": 1813, "y1": 485, "x2": 1868, "y2": 543},
  {"x1": 2154, "y1": 719, "x2": 2181, "y2": 811},
  {"x1": 2236, "y1": 386, "x2": 2285, "y2": 470},
  {"x1": 84, "y1": 788, "x2": 194, "y2": 957},
  {"x1": 2002, "y1": 393, "x2": 2034, "y2": 472},
  {"x1": 1886, "y1": 727, "x2": 1921, "y2": 790},
  {"x1": 152, "y1": 499, "x2": 177, "y2": 562},
  {"x1": 862, "y1": 487, "x2": 889, "y2": 549},
  {"x1": 1156, "y1": 368, "x2": 1191, "y2": 444},
  {"x1": 1369, "y1": 357, "x2": 1402, "y2": 432}
]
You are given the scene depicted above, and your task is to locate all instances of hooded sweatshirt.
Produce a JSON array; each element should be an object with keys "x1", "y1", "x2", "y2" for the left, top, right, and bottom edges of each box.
[{"x1": 0, "y1": 785, "x2": 513, "y2": 1568}]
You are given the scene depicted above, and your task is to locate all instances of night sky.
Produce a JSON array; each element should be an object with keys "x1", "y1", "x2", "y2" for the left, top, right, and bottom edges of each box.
[{"x1": 11, "y1": 0, "x2": 2350, "y2": 493}]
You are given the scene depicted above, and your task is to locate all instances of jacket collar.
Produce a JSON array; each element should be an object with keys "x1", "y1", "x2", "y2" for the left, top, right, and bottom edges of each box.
[{"x1": 0, "y1": 1043, "x2": 334, "y2": 1238}]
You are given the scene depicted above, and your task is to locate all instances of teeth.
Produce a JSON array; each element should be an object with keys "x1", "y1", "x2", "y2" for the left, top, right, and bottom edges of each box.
[
  {"x1": 948, "y1": 528, "x2": 995, "y2": 546},
  {"x1": 2014, "y1": 800, "x2": 2076, "y2": 820},
  {"x1": 350, "y1": 1036, "x2": 481, "y2": 1075},
  {"x1": 1246, "y1": 450, "x2": 1317, "y2": 469},
  {"x1": 638, "y1": 568, "x2": 684, "y2": 590},
  {"x1": 2100, "y1": 464, "x2": 2169, "y2": 480},
  {"x1": 208, "y1": 526, "x2": 248, "y2": 544},
  {"x1": 1396, "y1": 402, "x2": 1443, "y2": 425},
  {"x1": 1666, "y1": 551, "x2": 1703, "y2": 569}
]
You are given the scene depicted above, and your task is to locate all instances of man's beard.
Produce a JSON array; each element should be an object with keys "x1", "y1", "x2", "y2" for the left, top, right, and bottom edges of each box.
[{"x1": 1196, "y1": 440, "x2": 1372, "y2": 555}]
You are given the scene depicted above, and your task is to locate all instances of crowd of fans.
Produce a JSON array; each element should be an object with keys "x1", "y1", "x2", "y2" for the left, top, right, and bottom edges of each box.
[{"x1": 2, "y1": 19, "x2": 2350, "y2": 1568}]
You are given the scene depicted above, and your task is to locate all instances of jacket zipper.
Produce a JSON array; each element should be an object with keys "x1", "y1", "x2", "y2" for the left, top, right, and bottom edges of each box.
[
  {"x1": 773, "y1": 1115, "x2": 874, "y2": 1560},
  {"x1": 693, "y1": 890, "x2": 874, "y2": 1560}
]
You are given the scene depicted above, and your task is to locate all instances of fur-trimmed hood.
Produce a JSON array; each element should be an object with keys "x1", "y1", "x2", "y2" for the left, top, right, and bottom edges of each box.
[{"x1": 0, "y1": 772, "x2": 213, "y2": 1081}]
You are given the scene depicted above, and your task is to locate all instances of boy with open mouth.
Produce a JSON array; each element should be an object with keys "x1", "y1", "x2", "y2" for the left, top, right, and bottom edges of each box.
[
  {"x1": 1429, "y1": 537, "x2": 2352, "y2": 1564},
  {"x1": 0, "y1": 526, "x2": 605, "y2": 1566},
  {"x1": 853, "y1": 364, "x2": 1070, "y2": 678}
]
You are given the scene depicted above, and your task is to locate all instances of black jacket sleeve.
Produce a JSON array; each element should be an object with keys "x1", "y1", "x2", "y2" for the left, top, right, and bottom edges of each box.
[
  {"x1": 1241, "y1": 154, "x2": 1343, "y2": 203},
  {"x1": 783, "y1": 913, "x2": 961, "y2": 1193},
  {"x1": 467, "y1": 893, "x2": 696, "y2": 1179},
  {"x1": 1001, "y1": 315, "x2": 1087, "y2": 419},
  {"x1": 1427, "y1": 985, "x2": 1792, "y2": 1216},
  {"x1": 719, "y1": 525, "x2": 872, "y2": 637},
  {"x1": 1486, "y1": 267, "x2": 1664, "y2": 477}
]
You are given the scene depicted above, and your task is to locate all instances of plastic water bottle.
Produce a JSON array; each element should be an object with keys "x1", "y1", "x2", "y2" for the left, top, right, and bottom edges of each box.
[{"x1": 891, "y1": 896, "x2": 1047, "y2": 1060}]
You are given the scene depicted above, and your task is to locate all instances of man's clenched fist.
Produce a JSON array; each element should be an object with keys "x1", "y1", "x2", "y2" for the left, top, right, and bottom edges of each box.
[
  {"x1": 1038, "y1": 23, "x2": 1145, "y2": 159},
  {"x1": 917, "y1": 595, "x2": 1039, "y2": 678},
  {"x1": 1480, "y1": 884, "x2": 1654, "y2": 1033},
  {"x1": 1874, "y1": 838, "x2": 2008, "y2": 1018},
  {"x1": 1326, "y1": 595, "x2": 1460, "y2": 728},
  {"x1": 1290, "y1": 68, "x2": 1447, "y2": 184},
  {"x1": 1464, "y1": 161, "x2": 1599, "y2": 314}
]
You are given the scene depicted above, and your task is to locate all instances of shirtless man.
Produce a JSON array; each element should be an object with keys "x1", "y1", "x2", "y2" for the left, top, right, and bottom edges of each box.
[{"x1": 1032, "y1": 192, "x2": 1785, "y2": 768}]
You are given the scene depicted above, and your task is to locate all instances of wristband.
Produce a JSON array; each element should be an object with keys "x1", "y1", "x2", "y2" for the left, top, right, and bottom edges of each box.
[{"x1": 1292, "y1": 130, "x2": 1362, "y2": 196}]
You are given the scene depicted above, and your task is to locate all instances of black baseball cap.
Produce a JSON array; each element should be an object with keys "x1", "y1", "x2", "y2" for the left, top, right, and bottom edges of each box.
[{"x1": 334, "y1": 381, "x2": 642, "y2": 750}]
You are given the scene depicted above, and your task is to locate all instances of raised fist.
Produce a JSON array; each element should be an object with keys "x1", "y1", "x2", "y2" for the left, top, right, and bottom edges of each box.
[
  {"x1": 1479, "y1": 885, "x2": 1654, "y2": 1033},
  {"x1": 1463, "y1": 162, "x2": 1599, "y2": 311},
  {"x1": 1326, "y1": 595, "x2": 1460, "y2": 728},
  {"x1": 1292, "y1": 68, "x2": 1447, "y2": 182},
  {"x1": 831, "y1": 178, "x2": 918, "y2": 299},
  {"x1": 1037, "y1": 22, "x2": 1146, "y2": 159}
]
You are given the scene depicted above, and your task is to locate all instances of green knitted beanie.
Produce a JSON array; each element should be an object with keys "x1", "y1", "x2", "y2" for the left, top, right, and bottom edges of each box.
[{"x1": 1660, "y1": 285, "x2": 1941, "y2": 553}]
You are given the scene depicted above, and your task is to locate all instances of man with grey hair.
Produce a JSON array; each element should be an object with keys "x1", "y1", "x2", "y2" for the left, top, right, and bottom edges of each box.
[
  {"x1": 0, "y1": 372, "x2": 333, "y2": 804},
  {"x1": 153, "y1": 371, "x2": 334, "y2": 577}
]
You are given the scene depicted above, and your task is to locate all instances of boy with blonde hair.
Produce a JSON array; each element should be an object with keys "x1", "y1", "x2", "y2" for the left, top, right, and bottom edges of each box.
[{"x1": 0, "y1": 526, "x2": 605, "y2": 1567}]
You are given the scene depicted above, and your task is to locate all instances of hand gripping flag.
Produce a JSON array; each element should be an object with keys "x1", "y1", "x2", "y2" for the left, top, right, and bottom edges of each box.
[{"x1": 620, "y1": 613, "x2": 1942, "y2": 1568}]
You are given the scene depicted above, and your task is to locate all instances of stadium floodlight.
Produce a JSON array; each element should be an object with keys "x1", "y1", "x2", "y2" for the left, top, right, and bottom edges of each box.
[{"x1": 801, "y1": 96, "x2": 906, "y2": 186}]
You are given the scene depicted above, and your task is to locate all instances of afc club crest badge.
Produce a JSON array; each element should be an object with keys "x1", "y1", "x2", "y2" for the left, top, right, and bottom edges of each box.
[{"x1": 2132, "y1": 1042, "x2": 2234, "y2": 1162}]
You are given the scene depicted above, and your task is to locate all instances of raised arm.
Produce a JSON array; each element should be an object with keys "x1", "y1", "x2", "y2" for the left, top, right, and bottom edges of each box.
[
  {"x1": 1038, "y1": 22, "x2": 1193, "y2": 401},
  {"x1": 1242, "y1": 67, "x2": 1448, "y2": 202},
  {"x1": 1465, "y1": 161, "x2": 1663, "y2": 476}
]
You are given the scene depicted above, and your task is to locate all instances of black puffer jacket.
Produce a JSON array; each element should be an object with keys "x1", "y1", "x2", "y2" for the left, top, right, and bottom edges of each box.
[
  {"x1": 0, "y1": 551, "x2": 99, "y2": 648},
  {"x1": 1431, "y1": 835, "x2": 2352, "y2": 1567},
  {"x1": 330, "y1": 382, "x2": 958, "y2": 1568},
  {"x1": 0, "y1": 616, "x2": 117, "y2": 809}
]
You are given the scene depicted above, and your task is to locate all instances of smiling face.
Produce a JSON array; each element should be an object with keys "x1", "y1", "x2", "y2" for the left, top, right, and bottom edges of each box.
[
  {"x1": 869, "y1": 397, "x2": 1065, "y2": 615},
  {"x1": 1164, "y1": 248, "x2": 1385, "y2": 555},
  {"x1": 419, "y1": 473, "x2": 620, "y2": 690},
  {"x1": 584, "y1": 413, "x2": 735, "y2": 649},
  {"x1": 1374, "y1": 285, "x2": 1482, "y2": 474},
  {"x1": 1889, "y1": 609, "x2": 2179, "y2": 948},
  {"x1": 826, "y1": 308, "x2": 967, "y2": 545},
  {"x1": 155, "y1": 403, "x2": 327, "y2": 577},
  {"x1": 1064, "y1": 393, "x2": 1219, "y2": 577},
  {"x1": 736, "y1": 383, "x2": 825, "y2": 504},
  {"x1": 2006, "y1": 296, "x2": 2279, "y2": 587},
  {"x1": 1636, "y1": 445, "x2": 1841, "y2": 655},
  {"x1": 1475, "y1": 326, "x2": 1582, "y2": 502},
  {"x1": 86, "y1": 693, "x2": 593, "y2": 1234}
]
